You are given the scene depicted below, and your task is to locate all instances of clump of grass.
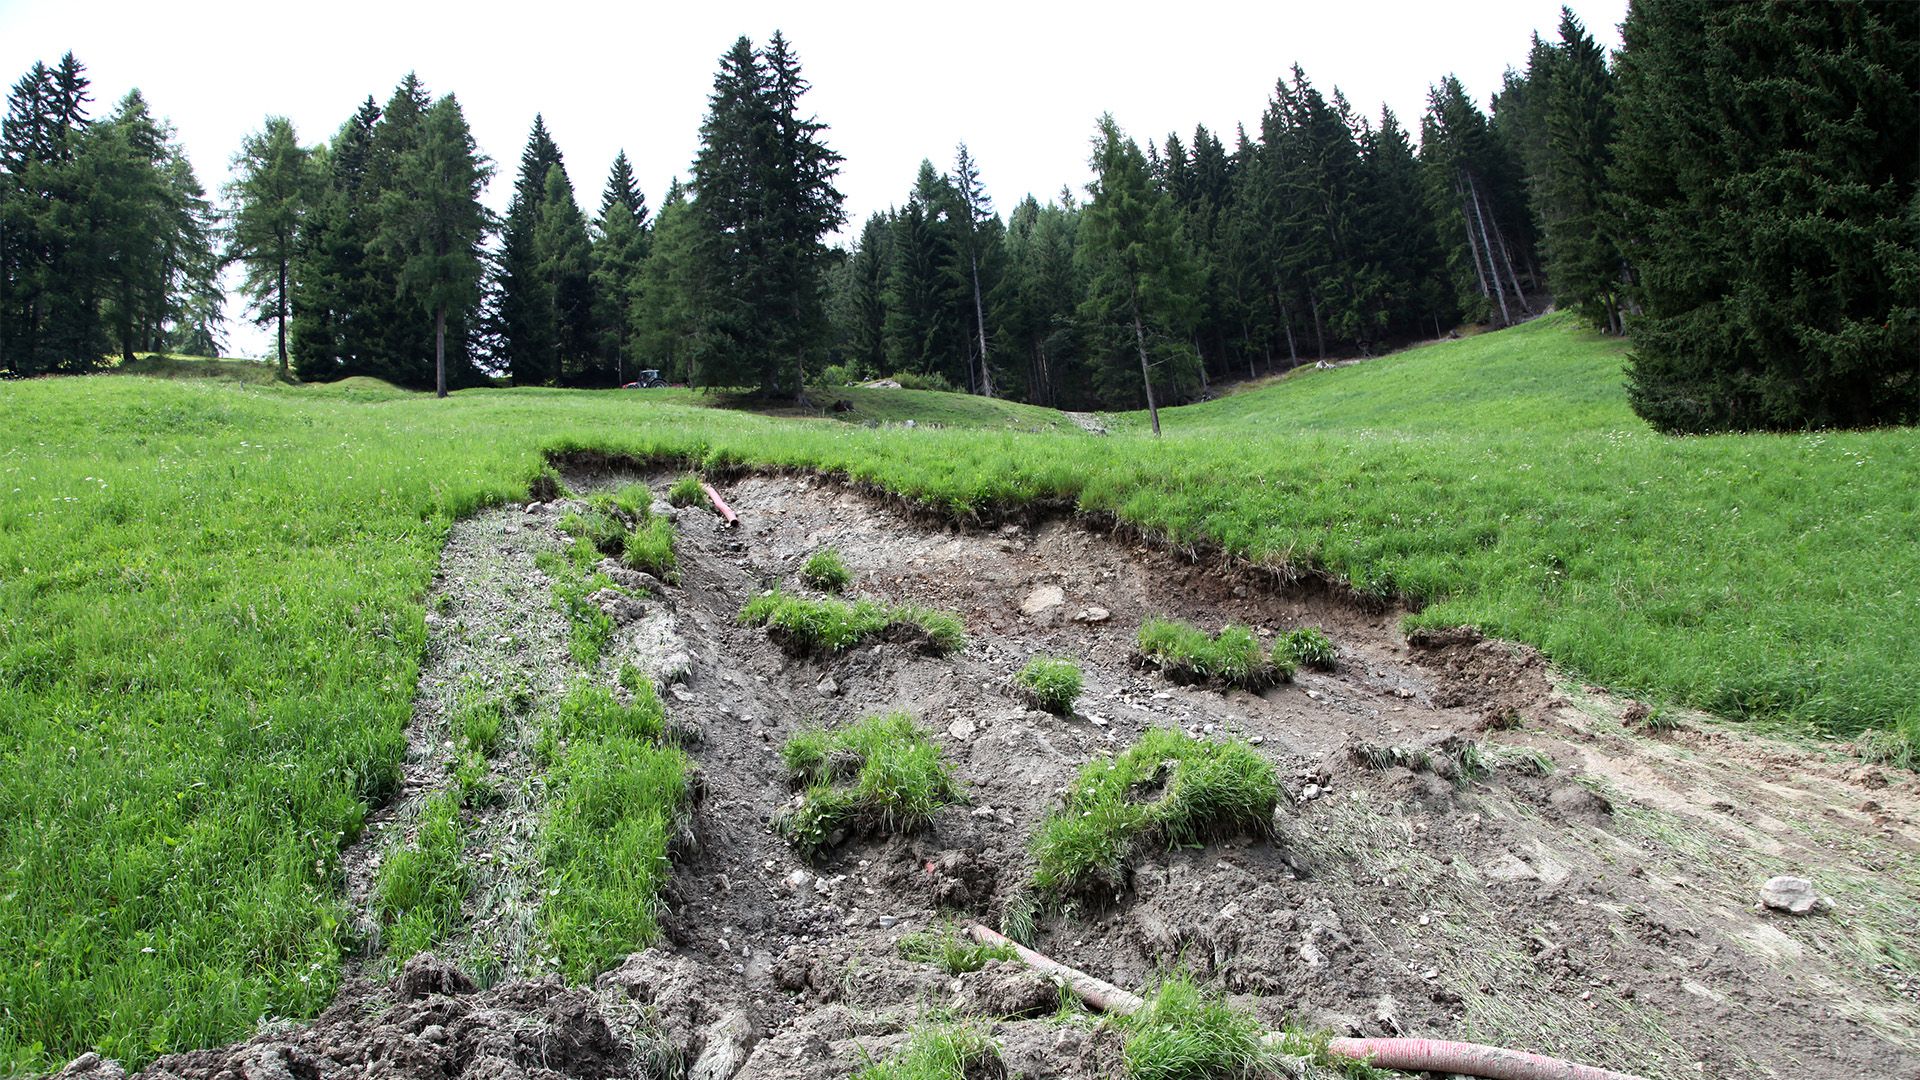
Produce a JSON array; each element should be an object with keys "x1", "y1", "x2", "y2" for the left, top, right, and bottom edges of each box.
[
  {"x1": 1122, "y1": 973, "x2": 1277, "y2": 1080},
  {"x1": 1275, "y1": 626, "x2": 1336, "y2": 671},
  {"x1": 1015, "y1": 657, "x2": 1083, "y2": 714},
  {"x1": 539, "y1": 680, "x2": 665, "y2": 763},
  {"x1": 375, "y1": 790, "x2": 469, "y2": 960},
  {"x1": 854, "y1": 1023, "x2": 998, "y2": 1080},
  {"x1": 1855, "y1": 728, "x2": 1915, "y2": 770},
  {"x1": 801, "y1": 547, "x2": 852, "y2": 592},
  {"x1": 559, "y1": 504, "x2": 628, "y2": 558},
  {"x1": 528, "y1": 464, "x2": 564, "y2": 502},
  {"x1": 450, "y1": 692, "x2": 506, "y2": 757},
  {"x1": 540, "y1": 734, "x2": 689, "y2": 981},
  {"x1": 897, "y1": 922, "x2": 1017, "y2": 974},
  {"x1": 1136, "y1": 617, "x2": 1279, "y2": 690},
  {"x1": 1030, "y1": 729, "x2": 1278, "y2": 900},
  {"x1": 740, "y1": 590, "x2": 965, "y2": 656},
  {"x1": 777, "y1": 713, "x2": 960, "y2": 857},
  {"x1": 623, "y1": 515, "x2": 677, "y2": 581},
  {"x1": 535, "y1": 541, "x2": 621, "y2": 666},
  {"x1": 667, "y1": 471, "x2": 706, "y2": 508}
]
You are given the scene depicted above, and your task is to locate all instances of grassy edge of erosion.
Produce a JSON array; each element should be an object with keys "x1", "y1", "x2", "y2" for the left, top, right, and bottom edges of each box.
[{"x1": 0, "y1": 314, "x2": 1915, "y2": 1069}]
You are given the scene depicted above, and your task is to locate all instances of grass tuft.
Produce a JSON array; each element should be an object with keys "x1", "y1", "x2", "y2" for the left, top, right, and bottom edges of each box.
[
  {"x1": 1122, "y1": 973, "x2": 1277, "y2": 1080},
  {"x1": 854, "y1": 1023, "x2": 999, "y2": 1080},
  {"x1": 801, "y1": 547, "x2": 853, "y2": 592},
  {"x1": 1030, "y1": 729, "x2": 1277, "y2": 900},
  {"x1": 777, "y1": 713, "x2": 961, "y2": 857},
  {"x1": 622, "y1": 515, "x2": 677, "y2": 581},
  {"x1": 1276, "y1": 626, "x2": 1336, "y2": 671},
  {"x1": 1015, "y1": 657, "x2": 1084, "y2": 714},
  {"x1": 897, "y1": 922, "x2": 1017, "y2": 974},
  {"x1": 741, "y1": 590, "x2": 966, "y2": 656},
  {"x1": 667, "y1": 471, "x2": 706, "y2": 508},
  {"x1": 374, "y1": 790, "x2": 468, "y2": 961},
  {"x1": 1137, "y1": 617, "x2": 1279, "y2": 690}
]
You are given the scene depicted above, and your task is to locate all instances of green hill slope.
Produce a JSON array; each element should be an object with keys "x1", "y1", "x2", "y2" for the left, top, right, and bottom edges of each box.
[{"x1": 1, "y1": 315, "x2": 1915, "y2": 1069}]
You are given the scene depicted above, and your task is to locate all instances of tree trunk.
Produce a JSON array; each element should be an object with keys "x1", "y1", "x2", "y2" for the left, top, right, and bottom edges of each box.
[
  {"x1": 1456, "y1": 177, "x2": 1493, "y2": 310},
  {"x1": 1131, "y1": 289, "x2": 1161, "y2": 437},
  {"x1": 970, "y1": 254, "x2": 993, "y2": 398},
  {"x1": 434, "y1": 306, "x2": 447, "y2": 399},
  {"x1": 1281, "y1": 303, "x2": 1299, "y2": 368},
  {"x1": 1309, "y1": 293, "x2": 1326, "y2": 360},
  {"x1": 276, "y1": 257, "x2": 289, "y2": 377},
  {"x1": 1464, "y1": 171, "x2": 1511, "y2": 327}
]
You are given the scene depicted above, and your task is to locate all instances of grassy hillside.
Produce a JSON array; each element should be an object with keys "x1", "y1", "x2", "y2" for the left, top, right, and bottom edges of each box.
[{"x1": 1, "y1": 313, "x2": 1915, "y2": 1069}]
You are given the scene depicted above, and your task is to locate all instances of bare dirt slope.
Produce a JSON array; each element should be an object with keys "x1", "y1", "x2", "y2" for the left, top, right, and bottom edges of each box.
[{"x1": 76, "y1": 471, "x2": 1919, "y2": 1080}]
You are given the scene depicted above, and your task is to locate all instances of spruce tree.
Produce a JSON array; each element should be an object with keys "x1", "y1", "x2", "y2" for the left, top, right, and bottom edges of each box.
[
  {"x1": 948, "y1": 142, "x2": 1002, "y2": 396},
  {"x1": 1613, "y1": 0, "x2": 1918, "y2": 430},
  {"x1": 290, "y1": 97, "x2": 380, "y2": 380},
  {"x1": 375, "y1": 93, "x2": 490, "y2": 397},
  {"x1": 1078, "y1": 114, "x2": 1201, "y2": 434},
  {"x1": 1, "y1": 54, "x2": 99, "y2": 373},
  {"x1": 590, "y1": 155, "x2": 648, "y2": 383},
  {"x1": 532, "y1": 164, "x2": 595, "y2": 384},
  {"x1": 496, "y1": 115, "x2": 566, "y2": 383},
  {"x1": 224, "y1": 116, "x2": 315, "y2": 374},
  {"x1": 883, "y1": 161, "x2": 966, "y2": 385},
  {"x1": 689, "y1": 32, "x2": 844, "y2": 396},
  {"x1": 632, "y1": 179, "x2": 706, "y2": 383}
]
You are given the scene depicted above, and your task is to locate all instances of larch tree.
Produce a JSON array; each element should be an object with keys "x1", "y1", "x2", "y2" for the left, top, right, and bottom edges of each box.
[
  {"x1": 376, "y1": 93, "x2": 489, "y2": 398},
  {"x1": 224, "y1": 115, "x2": 315, "y2": 375},
  {"x1": 948, "y1": 142, "x2": 998, "y2": 397}
]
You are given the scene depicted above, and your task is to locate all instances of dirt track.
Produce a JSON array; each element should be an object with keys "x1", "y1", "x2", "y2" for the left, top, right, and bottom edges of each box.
[{"x1": 76, "y1": 470, "x2": 1920, "y2": 1080}]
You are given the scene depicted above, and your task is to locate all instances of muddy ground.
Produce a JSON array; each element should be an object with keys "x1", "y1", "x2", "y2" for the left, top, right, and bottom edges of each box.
[{"x1": 74, "y1": 470, "x2": 1920, "y2": 1080}]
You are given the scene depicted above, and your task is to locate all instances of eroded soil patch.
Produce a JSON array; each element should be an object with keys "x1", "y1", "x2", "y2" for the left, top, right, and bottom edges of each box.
[{"x1": 72, "y1": 472, "x2": 1920, "y2": 1080}]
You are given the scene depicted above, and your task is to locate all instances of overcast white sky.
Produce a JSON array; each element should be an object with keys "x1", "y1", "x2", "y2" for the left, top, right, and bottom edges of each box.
[{"x1": 1, "y1": 0, "x2": 1625, "y2": 358}]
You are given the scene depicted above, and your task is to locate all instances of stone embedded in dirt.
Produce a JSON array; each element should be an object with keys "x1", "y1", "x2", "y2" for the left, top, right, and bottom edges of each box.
[
  {"x1": 1072, "y1": 606, "x2": 1112, "y2": 624},
  {"x1": 948, "y1": 716, "x2": 978, "y2": 740},
  {"x1": 393, "y1": 951, "x2": 475, "y2": 1000},
  {"x1": 1484, "y1": 853, "x2": 1539, "y2": 883},
  {"x1": 51, "y1": 1053, "x2": 125, "y2": 1080},
  {"x1": 1759, "y1": 875, "x2": 1822, "y2": 915},
  {"x1": 816, "y1": 676, "x2": 840, "y2": 696},
  {"x1": 1019, "y1": 584, "x2": 1066, "y2": 616},
  {"x1": 955, "y1": 960, "x2": 1058, "y2": 1019}
]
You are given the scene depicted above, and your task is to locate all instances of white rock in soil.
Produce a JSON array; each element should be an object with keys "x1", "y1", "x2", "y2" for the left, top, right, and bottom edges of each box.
[
  {"x1": 1759, "y1": 875, "x2": 1820, "y2": 915},
  {"x1": 782, "y1": 870, "x2": 813, "y2": 893},
  {"x1": 1019, "y1": 585, "x2": 1066, "y2": 616},
  {"x1": 816, "y1": 676, "x2": 840, "y2": 696},
  {"x1": 1072, "y1": 606, "x2": 1112, "y2": 624},
  {"x1": 948, "y1": 717, "x2": 978, "y2": 740},
  {"x1": 1302, "y1": 784, "x2": 1321, "y2": 800}
]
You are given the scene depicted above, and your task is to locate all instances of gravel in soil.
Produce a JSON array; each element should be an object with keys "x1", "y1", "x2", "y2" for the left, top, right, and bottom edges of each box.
[{"x1": 65, "y1": 471, "x2": 1920, "y2": 1080}]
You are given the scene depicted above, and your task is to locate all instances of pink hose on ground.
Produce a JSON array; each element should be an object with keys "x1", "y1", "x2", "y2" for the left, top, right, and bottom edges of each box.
[{"x1": 1326, "y1": 1037, "x2": 1647, "y2": 1080}]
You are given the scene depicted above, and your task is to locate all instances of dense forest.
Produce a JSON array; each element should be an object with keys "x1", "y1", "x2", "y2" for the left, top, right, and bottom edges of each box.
[{"x1": 2, "y1": 1, "x2": 1914, "y2": 429}]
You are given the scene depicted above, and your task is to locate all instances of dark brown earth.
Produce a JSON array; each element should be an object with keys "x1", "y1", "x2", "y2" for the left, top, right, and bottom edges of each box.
[{"x1": 66, "y1": 470, "x2": 1920, "y2": 1080}]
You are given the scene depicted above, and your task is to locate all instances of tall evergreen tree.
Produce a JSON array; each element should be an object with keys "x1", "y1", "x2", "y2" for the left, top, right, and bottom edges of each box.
[
  {"x1": 689, "y1": 32, "x2": 844, "y2": 395},
  {"x1": 290, "y1": 97, "x2": 381, "y2": 381},
  {"x1": 632, "y1": 179, "x2": 706, "y2": 383},
  {"x1": 590, "y1": 154, "x2": 648, "y2": 383},
  {"x1": 1, "y1": 53, "x2": 99, "y2": 373},
  {"x1": 1612, "y1": 0, "x2": 1918, "y2": 430},
  {"x1": 883, "y1": 161, "x2": 966, "y2": 385},
  {"x1": 531, "y1": 164, "x2": 595, "y2": 384},
  {"x1": 375, "y1": 93, "x2": 489, "y2": 397},
  {"x1": 1078, "y1": 114, "x2": 1201, "y2": 435},
  {"x1": 1421, "y1": 76, "x2": 1535, "y2": 327},
  {"x1": 948, "y1": 142, "x2": 1001, "y2": 396},
  {"x1": 224, "y1": 116, "x2": 315, "y2": 374},
  {"x1": 496, "y1": 115, "x2": 566, "y2": 383},
  {"x1": 828, "y1": 210, "x2": 891, "y2": 377}
]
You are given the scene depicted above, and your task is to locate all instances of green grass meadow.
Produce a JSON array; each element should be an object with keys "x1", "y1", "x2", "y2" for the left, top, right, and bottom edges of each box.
[{"x1": 1, "y1": 312, "x2": 1915, "y2": 1068}]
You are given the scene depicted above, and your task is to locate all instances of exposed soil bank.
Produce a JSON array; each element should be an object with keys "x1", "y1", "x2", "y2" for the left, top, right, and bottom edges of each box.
[{"x1": 67, "y1": 471, "x2": 1920, "y2": 1080}]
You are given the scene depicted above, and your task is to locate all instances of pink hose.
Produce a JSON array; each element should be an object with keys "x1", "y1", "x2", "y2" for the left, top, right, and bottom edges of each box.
[{"x1": 1327, "y1": 1038, "x2": 1646, "y2": 1080}]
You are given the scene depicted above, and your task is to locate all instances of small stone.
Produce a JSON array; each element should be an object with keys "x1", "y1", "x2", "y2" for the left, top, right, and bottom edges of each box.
[
  {"x1": 1019, "y1": 585, "x2": 1066, "y2": 616},
  {"x1": 668, "y1": 683, "x2": 694, "y2": 703},
  {"x1": 1249, "y1": 735, "x2": 1265, "y2": 745},
  {"x1": 878, "y1": 915, "x2": 900, "y2": 929},
  {"x1": 1759, "y1": 875, "x2": 1820, "y2": 915},
  {"x1": 1072, "y1": 606, "x2": 1112, "y2": 624},
  {"x1": 971, "y1": 805, "x2": 997, "y2": 818},
  {"x1": 782, "y1": 870, "x2": 813, "y2": 893},
  {"x1": 1089, "y1": 715, "x2": 1109, "y2": 728},
  {"x1": 1302, "y1": 783, "x2": 1321, "y2": 800},
  {"x1": 816, "y1": 676, "x2": 840, "y2": 697}
]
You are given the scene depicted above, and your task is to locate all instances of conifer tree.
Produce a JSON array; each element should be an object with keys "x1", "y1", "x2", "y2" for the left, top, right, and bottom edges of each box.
[
  {"x1": 1612, "y1": 0, "x2": 1918, "y2": 430},
  {"x1": 1078, "y1": 114, "x2": 1201, "y2": 435},
  {"x1": 532, "y1": 164, "x2": 595, "y2": 383},
  {"x1": 883, "y1": 161, "x2": 966, "y2": 385},
  {"x1": 290, "y1": 97, "x2": 381, "y2": 380},
  {"x1": 828, "y1": 210, "x2": 891, "y2": 377},
  {"x1": 632, "y1": 179, "x2": 706, "y2": 383},
  {"x1": 948, "y1": 142, "x2": 1001, "y2": 396},
  {"x1": 375, "y1": 93, "x2": 489, "y2": 397},
  {"x1": 497, "y1": 115, "x2": 566, "y2": 383},
  {"x1": 590, "y1": 154, "x2": 648, "y2": 382},
  {"x1": 224, "y1": 116, "x2": 315, "y2": 374},
  {"x1": 689, "y1": 32, "x2": 844, "y2": 395},
  {"x1": 1, "y1": 53, "x2": 100, "y2": 372}
]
